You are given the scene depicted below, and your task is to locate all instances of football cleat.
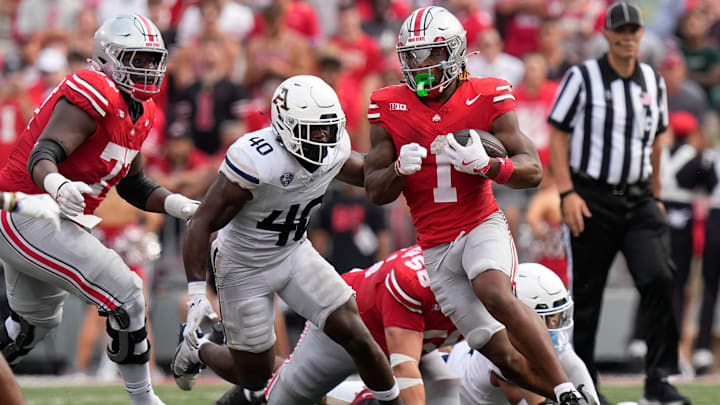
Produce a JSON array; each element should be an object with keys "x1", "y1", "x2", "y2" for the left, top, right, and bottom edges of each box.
[
  {"x1": 559, "y1": 385, "x2": 597, "y2": 405},
  {"x1": 640, "y1": 378, "x2": 691, "y2": 405},
  {"x1": 215, "y1": 386, "x2": 265, "y2": 405},
  {"x1": 171, "y1": 323, "x2": 206, "y2": 391}
]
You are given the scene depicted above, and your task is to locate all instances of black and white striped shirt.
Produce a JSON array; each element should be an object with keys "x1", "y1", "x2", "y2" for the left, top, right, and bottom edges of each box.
[{"x1": 548, "y1": 54, "x2": 669, "y2": 185}]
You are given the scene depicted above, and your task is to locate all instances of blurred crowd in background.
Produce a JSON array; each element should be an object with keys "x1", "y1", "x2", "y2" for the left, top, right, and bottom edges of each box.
[{"x1": 0, "y1": 0, "x2": 719, "y2": 379}]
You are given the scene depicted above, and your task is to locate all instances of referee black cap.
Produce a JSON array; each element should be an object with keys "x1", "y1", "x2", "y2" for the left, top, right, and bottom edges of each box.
[{"x1": 605, "y1": 2, "x2": 643, "y2": 29}]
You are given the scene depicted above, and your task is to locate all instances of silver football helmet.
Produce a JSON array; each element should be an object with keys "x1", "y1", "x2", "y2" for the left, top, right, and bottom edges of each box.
[
  {"x1": 271, "y1": 75, "x2": 346, "y2": 166},
  {"x1": 92, "y1": 14, "x2": 167, "y2": 102},
  {"x1": 396, "y1": 6, "x2": 467, "y2": 97}
]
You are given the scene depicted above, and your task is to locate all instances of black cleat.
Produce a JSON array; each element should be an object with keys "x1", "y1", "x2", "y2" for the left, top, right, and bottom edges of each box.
[{"x1": 640, "y1": 379, "x2": 691, "y2": 405}]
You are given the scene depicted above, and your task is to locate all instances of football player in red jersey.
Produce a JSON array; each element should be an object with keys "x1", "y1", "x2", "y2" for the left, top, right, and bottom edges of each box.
[
  {"x1": 0, "y1": 15, "x2": 199, "y2": 405},
  {"x1": 212, "y1": 245, "x2": 461, "y2": 405},
  {"x1": 264, "y1": 245, "x2": 459, "y2": 405},
  {"x1": 364, "y1": 6, "x2": 592, "y2": 405}
]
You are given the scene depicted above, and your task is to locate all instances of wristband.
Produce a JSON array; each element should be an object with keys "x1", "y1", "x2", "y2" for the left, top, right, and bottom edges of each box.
[
  {"x1": 43, "y1": 172, "x2": 70, "y2": 199},
  {"x1": 188, "y1": 281, "x2": 207, "y2": 299},
  {"x1": 393, "y1": 160, "x2": 403, "y2": 177},
  {"x1": 165, "y1": 193, "x2": 196, "y2": 220},
  {"x1": 2, "y1": 192, "x2": 16, "y2": 212},
  {"x1": 492, "y1": 158, "x2": 514, "y2": 184},
  {"x1": 559, "y1": 189, "x2": 576, "y2": 199},
  {"x1": 370, "y1": 383, "x2": 400, "y2": 401}
]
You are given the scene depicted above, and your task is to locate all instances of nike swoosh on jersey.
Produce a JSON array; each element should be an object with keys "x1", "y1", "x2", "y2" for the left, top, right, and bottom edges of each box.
[
  {"x1": 462, "y1": 159, "x2": 477, "y2": 166},
  {"x1": 465, "y1": 93, "x2": 482, "y2": 105}
]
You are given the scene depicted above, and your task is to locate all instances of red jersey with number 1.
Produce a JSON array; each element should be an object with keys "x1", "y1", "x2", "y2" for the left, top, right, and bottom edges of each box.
[
  {"x1": 0, "y1": 69, "x2": 155, "y2": 214},
  {"x1": 368, "y1": 78, "x2": 516, "y2": 248},
  {"x1": 342, "y1": 245, "x2": 461, "y2": 356}
]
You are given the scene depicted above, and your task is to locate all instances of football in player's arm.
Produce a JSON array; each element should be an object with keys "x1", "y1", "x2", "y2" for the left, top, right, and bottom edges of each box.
[{"x1": 364, "y1": 6, "x2": 590, "y2": 405}]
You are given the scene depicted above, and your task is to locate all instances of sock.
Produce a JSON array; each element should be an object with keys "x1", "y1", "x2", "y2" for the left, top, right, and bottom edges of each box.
[
  {"x1": 118, "y1": 362, "x2": 155, "y2": 405},
  {"x1": 192, "y1": 339, "x2": 210, "y2": 364},
  {"x1": 5, "y1": 317, "x2": 20, "y2": 340},
  {"x1": 370, "y1": 383, "x2": 400, "y2": 401},
  {"x1": 554, "y1": 382, "x2": 578, "y2": 402}
]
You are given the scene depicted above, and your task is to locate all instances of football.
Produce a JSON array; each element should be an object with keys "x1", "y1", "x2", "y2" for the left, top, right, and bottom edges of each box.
[{"x1": 451, "y1": 129, "x2": 508, "y2": 158}]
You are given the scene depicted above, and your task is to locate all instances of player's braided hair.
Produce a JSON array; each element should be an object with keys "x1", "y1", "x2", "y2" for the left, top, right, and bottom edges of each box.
[{"x1": 458, "y1": 66, "x2": 470, "y2": 82}]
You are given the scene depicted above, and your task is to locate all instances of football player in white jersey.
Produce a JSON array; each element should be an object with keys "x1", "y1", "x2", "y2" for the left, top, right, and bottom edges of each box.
[
  {"x1": 171, "y1": 75, "x2": 402, "y2": 405},
  {"x1": 447, "y1": 263, "x2": 599, "y2": 405}
]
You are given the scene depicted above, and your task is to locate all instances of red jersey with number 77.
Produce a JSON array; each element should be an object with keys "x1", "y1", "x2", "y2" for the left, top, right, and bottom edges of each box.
[
  {"x1": 342, "y1": 245, "x2": 461, "y2": 355},
  {"x1": 0, "y1": 69, "x2": 155, "y2": 214},
  {"x1": 368, "y1": 77, "x2": 516, "y2": 249}
]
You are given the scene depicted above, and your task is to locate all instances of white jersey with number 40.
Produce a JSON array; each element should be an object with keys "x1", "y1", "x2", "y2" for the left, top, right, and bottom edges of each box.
[{"x1": 216, "y1": 126, "x2": 351, "y2": 269}]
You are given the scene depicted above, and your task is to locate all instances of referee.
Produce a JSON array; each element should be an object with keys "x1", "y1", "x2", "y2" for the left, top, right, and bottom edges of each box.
[{"x1": 547, "y1": 2, "x2": 690, "y2": 405}]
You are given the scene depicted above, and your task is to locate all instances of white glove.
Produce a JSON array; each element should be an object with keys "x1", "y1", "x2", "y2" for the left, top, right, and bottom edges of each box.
[
  {"x1": 164, "y1": 193, "x2": 200, "y2": 221},
  {"x1": 43, "y1": 172, "x2": 92, "y2": 217},
  {"x1": 395, "y1": 143, "x2": 427, "y2": 176},
  {"x1": 184, "y1": 281, "x2": 218, "y2": 349},
  {"x1": 445, "y1": 130, "x2": 490, "y2": 176},
  {"x1": 13, "y1": 192, "x2": 61, "y2": 231}
]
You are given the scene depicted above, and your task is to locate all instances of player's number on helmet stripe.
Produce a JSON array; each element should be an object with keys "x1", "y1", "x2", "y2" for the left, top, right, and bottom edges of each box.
[
  {"x1": 256, "y1": 195, "x2": 323, "y2": 246},
  {"x1": 431, "y1": 135, "x2": 457, "y2": 203}
]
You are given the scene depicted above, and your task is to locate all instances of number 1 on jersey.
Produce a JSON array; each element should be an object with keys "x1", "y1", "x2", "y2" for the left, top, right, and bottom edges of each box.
[{"x1": 430, "y1": 135, "x2": 457, "y2": 203}]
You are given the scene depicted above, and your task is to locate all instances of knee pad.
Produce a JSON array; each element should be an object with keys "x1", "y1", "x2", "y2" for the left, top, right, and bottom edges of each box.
[
  {"x1": 105, "y1": 316, "x2": 150, "y2": 364},
  {"x1": 102, "y1": 293, "x2": 150, "y2": 365},
  {"x1": 0, "y1": 310, "x2": 51, "y2": 365},
  {"x1": 466, "y1": 327, "x2": 494, "y2": 350}
]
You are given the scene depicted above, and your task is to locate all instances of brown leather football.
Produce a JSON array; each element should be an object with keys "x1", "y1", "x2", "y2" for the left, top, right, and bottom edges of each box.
[{"x1": 451, "y1": 129, "x2": 508, "y2": 158}]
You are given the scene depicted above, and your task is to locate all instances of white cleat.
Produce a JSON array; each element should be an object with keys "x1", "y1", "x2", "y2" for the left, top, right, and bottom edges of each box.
[{"x1": 171, "y1": 324, "x2": 206, "y2": 391}]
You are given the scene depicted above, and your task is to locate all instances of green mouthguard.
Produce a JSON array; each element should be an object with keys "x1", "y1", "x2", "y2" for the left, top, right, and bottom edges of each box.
[{"x1": 415, "y1": 73, "x2": 435, "y2": 97}]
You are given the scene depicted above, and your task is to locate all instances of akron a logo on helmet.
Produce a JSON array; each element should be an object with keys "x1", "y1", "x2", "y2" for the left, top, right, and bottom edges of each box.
[
  {"x1": 271, "y1": 75, "x2": 346, "y2": 167},
  {"x1": 396, "y1": 6, "x2": 467, "y2": 97}
]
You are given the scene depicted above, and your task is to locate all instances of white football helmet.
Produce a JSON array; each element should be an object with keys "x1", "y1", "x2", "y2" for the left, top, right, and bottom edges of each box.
[
  {"x1": 92, "y1": 14, "x2": 167, "y2": 102},
  {"x1": 396, "y1": 6, "x2": 467, "y2": 97},
  {"x1": 516, "y1": 263, "x2": 573, "y2": 331},
  {"x1": 271, "y1": 75, "x2": 346, "y2": 166},
  {"x1": 516, "y1": 263, "x2": 573, "y2": 353}
]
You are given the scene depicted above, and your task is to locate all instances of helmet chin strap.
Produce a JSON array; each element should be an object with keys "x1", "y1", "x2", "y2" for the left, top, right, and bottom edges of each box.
[{"x1": 129, "y1": 83, "x2": 157, "y2": 102}]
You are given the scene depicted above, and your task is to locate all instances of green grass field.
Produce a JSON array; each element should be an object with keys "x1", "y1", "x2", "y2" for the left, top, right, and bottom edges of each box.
[{"x1": 19, "y1": 381, "x2": 720, "y2": 405}]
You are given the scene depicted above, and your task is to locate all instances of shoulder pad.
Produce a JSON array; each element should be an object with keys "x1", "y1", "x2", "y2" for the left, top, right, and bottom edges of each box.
[
  {"x1": 62, "y1": 70, "x2": 121, "y2": 120},
  {"x1": 220, "y1": 135, "x2": 265, "y2": 190},
  {"x1": 384, "y1": 246, "x2": 429, "y2": 314},
  {"x1": 368, "y1": 85, "x2": 405, "y2": 123}
]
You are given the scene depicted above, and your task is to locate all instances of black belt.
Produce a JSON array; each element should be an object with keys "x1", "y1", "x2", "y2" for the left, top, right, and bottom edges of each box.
[{"x1": 571, "y1": 172, "x2": 650, "y2": 197}]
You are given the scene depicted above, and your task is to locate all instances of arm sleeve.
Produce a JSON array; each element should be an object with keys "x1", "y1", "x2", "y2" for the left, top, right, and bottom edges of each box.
[
  {"x1": 547, "y1": 66, "x2": 584, "y2": 132},
  {"x1": 219, "y1": 141, "x2": 261, "y2": 191}
]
